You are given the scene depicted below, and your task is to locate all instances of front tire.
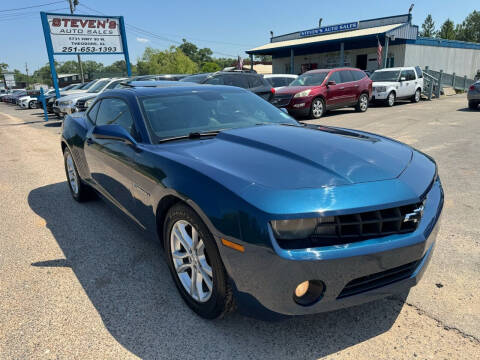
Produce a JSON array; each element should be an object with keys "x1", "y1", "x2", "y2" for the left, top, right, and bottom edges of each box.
[
  {"x1": 386, "y1": 91, "x2": 396, "y2": 107},
  {"x1": 411, "y1": 89, "x2": 421, "y2": 103},
  {"x1": 164, "y1": 203, "x2": 233, "y2": 319},
  {"x1": 355, "y1": 93, "x2": 369, "y2": 112},
  {"x1": 29, "y1": 100, "x2": 37, "y2": 109},
  {"x1": 63, "y1": 148, "x2": 91, "y2": 202},
  {"x1": 310, "y1": 98, "x2": 325, "y2": 119},
  {"x1": 469, "y1": 100, "x2": 478, "y2": 110}
]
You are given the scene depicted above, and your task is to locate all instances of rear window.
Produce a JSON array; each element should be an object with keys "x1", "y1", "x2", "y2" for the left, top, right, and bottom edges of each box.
[
  {"x1": 205, "y1": 74, "x2": 249, "y2": 88},
  {"x1": 266, "y1": 77, "x2": 294, "y2": 87},
  {"x1": 248, "y1": 76, "x2": 266, "y2": 88},
  {"x1": 415, "y1": 66, "x2": 423, "y2": 79}
]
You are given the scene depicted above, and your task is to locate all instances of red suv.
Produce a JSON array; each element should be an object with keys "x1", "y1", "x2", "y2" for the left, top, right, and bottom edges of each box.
[{"x1": 272, "y1": 68, "x2": 372, "y2": 119}]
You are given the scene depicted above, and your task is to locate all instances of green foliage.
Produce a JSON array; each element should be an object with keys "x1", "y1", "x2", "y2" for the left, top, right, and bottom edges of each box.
[
  {"x1": 137, "y1": 46, "x2": 199, "y2": 75},
  {"x1": 420, "y1": 14, "x2": 436, "y2": 37},
  {"x1": 254, "y1": 55, "x2": 272, "y2": 63},
  {"x1": 0, "y1": 62, "x2": 8, "y2": 74},
  {"x1": 455, "y1": 10, "x2": 480, "y2": 43},
  {"x1": 437, "y1": 19, "x2": 456, "y2": 40},
  {"x1": 178, "y1": 39, "x2": 213, "y2": 65},
  {"x1": 201, "y1": 62, "x2": 221, "y2": 72}
]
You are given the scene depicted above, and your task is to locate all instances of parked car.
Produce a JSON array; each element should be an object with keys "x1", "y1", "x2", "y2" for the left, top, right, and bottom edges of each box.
[
  {"x1": 371, "y1": 66, "x2": 423, "y2": 106},
  {"x1": 467, "y1": 81, "x2": 480, "y2": 110},
  {"x1": 263, "y1": 74, "x2": 298, "y2": 90},
  {"x1": 17, "y1": 95, "x2": 38, "y2": 109},
  {"x1": 201, "y1": 71, "x2": 275, "y2": 102},
  {"x1": 55, "y1": 78, "x2": 126, "y2": 116},
  {"x1": 61, "y1": 83, "x2": 443, "y2": 319},
  {"x1": 179, "y1": 73, "x2": 213, "y2": 83},
  {"x1": 8, "y1": 90, "x2": 27, "y2": 104},
  {"x1": 273, "y1": 68, "x2": 372, "y2": 119}
]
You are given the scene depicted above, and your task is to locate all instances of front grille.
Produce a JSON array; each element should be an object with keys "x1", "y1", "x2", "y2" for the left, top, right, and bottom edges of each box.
[
  {"x1": 271, "y1": 94, "x2": 293, "y2": 107},
  {"x1": 337, "y1": 258, "x2": 422, "y2": 299},
  {"x1": 76, "y1": 99, "x2": 87, "y2": 111},
  {"x1": 277, "y1": 202, "x2": 424, "y2": 249}
]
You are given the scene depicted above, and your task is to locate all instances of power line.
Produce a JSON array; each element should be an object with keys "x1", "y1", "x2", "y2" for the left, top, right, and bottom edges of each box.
[
  {"x1": 0, "y1": 1, "x2": 64, "y2": 13},
  {"x1": 0, "y1": 7, "x2": 69, "y2": 20},
  {"x1": 78, "y1": 3, "x2": 241, "y2": 57}
]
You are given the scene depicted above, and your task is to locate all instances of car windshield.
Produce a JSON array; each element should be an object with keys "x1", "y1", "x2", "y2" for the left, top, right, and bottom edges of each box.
[
  {"x1": 87, "y1": 80, "x2": 110, "y2": 93},
  {"x1": 289, "y1": 72, "x2": 328, "y2": 86},
  {"x1": 140, "y1": 89, "x2": 298, "y2": 141},
  {"x1": 371, "y1": 71, "x2": 400, "y2": 82}
]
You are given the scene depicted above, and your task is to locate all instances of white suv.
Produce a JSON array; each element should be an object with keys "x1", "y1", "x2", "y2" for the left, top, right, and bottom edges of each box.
[{"x1": 371, "y1": 66, "x2": 423, "y2": 106}]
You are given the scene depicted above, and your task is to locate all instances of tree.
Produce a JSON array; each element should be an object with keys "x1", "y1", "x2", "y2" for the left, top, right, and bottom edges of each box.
[
  {"x1": 455, "y1": 10, "x2": 480, "y2": 43},
  {"x1": 178, "y1": 39, "x2": 213, "y2": 66},
  {"x1": 254, "y1": 55, "x2": 272, "y2": 63},
  {"x1": 201, "y1": 62, "x2": 221, "y2": 72},
  {"x1": 437, "y1": 19, "x2": 456, "y2": 40},
  {"x1": 420, "y1": 14, "x2": 436, "y2": 37},
  {"x1": 0, "y1": 63, "x2": 8, "y2": 74},
  {"x1": 57, "y1": 60, "x2": 81, "y2": 74},
  {"x1": 136, "y1": 46, "x2": 198, "y2": 75}
]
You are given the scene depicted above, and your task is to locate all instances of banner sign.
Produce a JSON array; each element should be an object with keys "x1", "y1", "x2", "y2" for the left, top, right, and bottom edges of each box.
[
  {"x1": 46, "y1": 14, "x2": 123, "y2": 54},
  {"x1": 300, "y1": 22, "x2": 359, "y2": 37},
  {"x1": 3, "y1": 73, "x2": 15, "y2": 88}
]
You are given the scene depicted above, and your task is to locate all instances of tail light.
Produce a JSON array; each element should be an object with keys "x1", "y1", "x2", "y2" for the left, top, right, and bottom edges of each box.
[
  {"x1": 469, "y1": 85, "x2": 475, "y2": 91},
  {"x1": 270, "y1": 87, "x2": 276, "y2": 94}
]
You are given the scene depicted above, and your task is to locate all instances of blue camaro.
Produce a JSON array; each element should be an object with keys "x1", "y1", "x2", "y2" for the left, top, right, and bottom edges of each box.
[{"x1": 61, "y1": 84, "x2": 443, "y2": 319}]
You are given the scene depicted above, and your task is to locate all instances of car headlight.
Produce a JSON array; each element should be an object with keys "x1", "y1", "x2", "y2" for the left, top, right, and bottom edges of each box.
[
  {"x1": 271, "y1": 217, "x2": 335, "y2": 240},
  {"x1": 293, "y1": 89, "x2": 312, "y2": 98},
  {"x1": 84, "y1": 98, "x2": 95, "y2": 108},
  {"x1": 375, "y1": 86, "x2": 386, "y2": 92}
]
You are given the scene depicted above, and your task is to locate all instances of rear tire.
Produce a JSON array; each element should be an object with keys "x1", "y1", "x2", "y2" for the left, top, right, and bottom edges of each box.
[
  {"x1": 411, "y1": 89, "x2": 421, "y2": 103},
  {"x1": 63, "y1": 148, "x2": 92, "y2": 202},
  {"x1": 310, "y1": 98, "x2": 325, "y2": 119},
  {"x1": 386, "y1": 91, "x2": 395, "y2": 107},
  {"x1": 164, "y1": 203, "x2": 234, "y2": 319},
  {"x1": 29, "y1": 100, "x2": 37, "y2": 109},
  {"x1": 355, "y1": 93, "x2": 369, "y2": 112},
  {"x1": 469, "y1": 100, "x2": 478, "y2": 110}
]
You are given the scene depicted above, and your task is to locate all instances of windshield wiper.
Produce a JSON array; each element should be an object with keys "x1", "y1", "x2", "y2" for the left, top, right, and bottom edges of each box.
[{"x1": 158, "y1": 130, "x2": 222, "y2": 143}]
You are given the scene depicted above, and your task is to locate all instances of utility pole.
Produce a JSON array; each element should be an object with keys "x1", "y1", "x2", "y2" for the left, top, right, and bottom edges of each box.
[
  {"x1": 68, "y1": 0, "x2": 85, "y2": 83},
  {"x1": 25, "y1": 62, "x2": 29, "y2": 87}
]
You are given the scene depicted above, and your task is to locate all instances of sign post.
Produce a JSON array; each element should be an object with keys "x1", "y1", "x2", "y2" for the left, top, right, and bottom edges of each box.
[{"x1": 40, "y1": 12, "x2": 131, "y2": 99}]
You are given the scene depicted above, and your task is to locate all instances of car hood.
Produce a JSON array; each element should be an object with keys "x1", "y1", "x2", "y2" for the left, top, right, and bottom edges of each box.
[
  {"x1": 155, "y1": 124, "x2": 413, "y2": 191},
  {"x1": 58, "y1": 93, "x2": 95, "y2": 102},
  {"x1": 275, "y1": 85, "x2": 319, "y2": 95}
]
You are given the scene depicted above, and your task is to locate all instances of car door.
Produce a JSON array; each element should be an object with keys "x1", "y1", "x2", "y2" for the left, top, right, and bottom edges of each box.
[
  {"x1": 339, "y1": 70, "x2": 357, "y2": 105},
  {"x1": 325, "y1": 71, "x2": 345, "y2": 108},
  {"x1": 398, "y1": 70, "x2": 415, "y2": 98},
  {"x1": 83, "y1": 97, "x2": 142, "y2": 222}
]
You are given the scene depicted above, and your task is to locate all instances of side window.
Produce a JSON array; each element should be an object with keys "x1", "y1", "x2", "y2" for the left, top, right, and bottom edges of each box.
[
  {"x1": 329, "y1": 71, "x2": 342, "y2": 84},
  {"x1": 248, "y1": 76, "x2": 265, "y2": 88},
  {"x1": 204, "y1": 76, "x2": 224, "y2": 85},
  {"x1": 224, "y1": 75, "x2": 249, "y2": 88},
  {"x1": 339, "y1": 70, "x2": 354, "y2": 83},
  {"x1": 415, "y1": 66, "x2": 423, "y2": 79},
  {"x1": 105, "y1": 80, "x2": 122, "y2": 90},
  {"x1": 400, "y1": 70, "x2": 409, "y2": 80},
  {"x1": 87, "y1": 100, "x2": 101, "y2": 123},
  {"x1": 351, "y1": 70, "x2": 365, "y2": 81},
  {"x1": 96, "y1": 98, "x2": 139, "y2": 141},
  {"x1": 407, "y1": 70, "x2": 416, "y2": 81}
]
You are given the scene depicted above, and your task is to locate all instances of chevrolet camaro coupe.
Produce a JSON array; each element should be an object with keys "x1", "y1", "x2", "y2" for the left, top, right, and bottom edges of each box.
[{"x1": 61, "y1": 85, "x2": 443, "y2": 319}]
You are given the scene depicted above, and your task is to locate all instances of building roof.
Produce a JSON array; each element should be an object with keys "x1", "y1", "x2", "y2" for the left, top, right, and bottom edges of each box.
[{"x1": 247, "y1": 23, "x2": 403, "y2": 54}]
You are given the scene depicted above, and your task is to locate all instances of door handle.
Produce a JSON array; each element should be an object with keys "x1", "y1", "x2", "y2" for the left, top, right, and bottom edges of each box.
[
  {"x1": 354, "y1": 84, "x2": 359, "y2": 87},
  {"x1": 340, "y1": 87, "x2": 345, "y2": 90}
]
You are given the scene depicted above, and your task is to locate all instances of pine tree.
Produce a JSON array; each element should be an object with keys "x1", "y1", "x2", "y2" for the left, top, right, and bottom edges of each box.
[{"x1": 420, "y1": 15, "x2": 436, "y2": 37}]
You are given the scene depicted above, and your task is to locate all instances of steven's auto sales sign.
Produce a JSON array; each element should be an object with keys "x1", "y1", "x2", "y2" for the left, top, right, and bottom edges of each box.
[{"x1": 47, "y1": 15, "x2": 123, "y2": 54}]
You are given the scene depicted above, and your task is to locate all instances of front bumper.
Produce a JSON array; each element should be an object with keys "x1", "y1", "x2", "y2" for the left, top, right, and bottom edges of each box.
[
  {"x1": 224, "y1": 179, "x2": 443, "y2": 317},
  {"x1": 58, "y1": 104, "x2": 77, "y2": 115},
  {"x1": 372, "y1": 91, "x2": 389, "y2": 100}
]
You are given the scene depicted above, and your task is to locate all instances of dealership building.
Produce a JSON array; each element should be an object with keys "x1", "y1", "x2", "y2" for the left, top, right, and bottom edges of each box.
[{"x1": 246, "y1": 14, "x2": 480, "y2": 78}]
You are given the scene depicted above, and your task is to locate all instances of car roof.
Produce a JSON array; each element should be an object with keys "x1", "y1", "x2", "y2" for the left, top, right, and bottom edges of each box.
[
  {"x1": 124, "y1": 80, "x2": 198, "y2": 87},
  {"x1": 375, "y1": 67, "x2": 415, "y2": 72},
  {"x1": 101, "y1": 84, "x2": 246, "y2": 98},
  {"x1": 263, "y1": 74, "x2": 298, "y2": 78}
]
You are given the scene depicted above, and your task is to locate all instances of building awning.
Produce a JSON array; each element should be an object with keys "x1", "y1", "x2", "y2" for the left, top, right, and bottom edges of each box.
[{"x1": 247, "y1": 23, "x2": 404, "y2": 55}]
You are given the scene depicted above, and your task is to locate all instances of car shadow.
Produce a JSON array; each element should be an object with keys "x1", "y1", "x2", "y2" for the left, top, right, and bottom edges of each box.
[
  {"x1": 457, "y1": 107, "x2": 479, "y2": 112},
  {"x1": 28, "y1": 182, "x2": 406, "y2": 359}
]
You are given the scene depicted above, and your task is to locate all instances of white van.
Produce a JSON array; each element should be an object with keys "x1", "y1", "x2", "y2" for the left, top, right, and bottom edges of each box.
[{"x1": 371, "y1": 66, "x2": 423, "y2": 106}]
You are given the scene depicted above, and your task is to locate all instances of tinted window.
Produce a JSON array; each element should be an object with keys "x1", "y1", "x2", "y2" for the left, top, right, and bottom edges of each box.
[
  {"x1": 87, "y1": 80, "x2": 110, "y2": 93},
  {"x1": 96, "y1": 98, "x2": 138, "y2": 140},
  {"x1": 179, "y1": 73, "x2": 211, "y2": 83},
  {"x1": 406, "y1": 70, "x2": 416, "y2": 81},
  {"x1": 290, "y1": 72, "x2": 328, "y2": 86},
  {"x1": 339, "y1": 70, "x2": 354, "y2": 83},
  {"x1": 204, "y1": 75, "x2": 224, "y2": 85},
  {"x1": 351, "y1": 70, "x2": 365, "y2": 81},
  {"x1": 371, "y1": 70, "x2": 400, "y2": 82},
  {"x1": 140, "y1": 89, "x2": 297, "y2": 141},
  {"x1": 248, "y1": 76, "x2": 265, "y2": 88},
  {"x1": 223, "y1": 75, "x2": 249, "y2": 88},
  {"x1": 415, "y1": 66, "x2": 423, "y2": 79},
  {"x1": 87, "y1": 100, "x2": 101, "y2": 123},
  {"x1": 328, "y1": 71, "x2": 342, "y2": 84},
  {"x1": 267, "y1": 77, "x2": 295, "y2": 87}
]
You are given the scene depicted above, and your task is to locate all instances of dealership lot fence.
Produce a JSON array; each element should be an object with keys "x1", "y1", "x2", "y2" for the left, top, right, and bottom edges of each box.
[{"x1": 423, "y1": 66, "x2": 476, "y2": 99}]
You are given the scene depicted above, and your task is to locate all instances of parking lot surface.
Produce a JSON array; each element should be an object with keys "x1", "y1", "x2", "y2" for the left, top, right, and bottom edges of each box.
[{"x1": 0, "y1": 97, "x2": 479, "y2": 359}]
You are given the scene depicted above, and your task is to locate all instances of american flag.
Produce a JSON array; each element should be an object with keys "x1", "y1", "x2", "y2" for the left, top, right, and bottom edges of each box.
[
  {"x1": 236, "y1": 56, "x2": 244, "y2": 70},
  {"x1": 377, "y1": 38, "x2": 383, "y2": 68}
]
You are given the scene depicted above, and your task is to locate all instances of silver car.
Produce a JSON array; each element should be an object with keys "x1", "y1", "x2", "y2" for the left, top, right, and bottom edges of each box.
[{"x1": 468, "y1": 81, "x2": 480, "y2": 110}]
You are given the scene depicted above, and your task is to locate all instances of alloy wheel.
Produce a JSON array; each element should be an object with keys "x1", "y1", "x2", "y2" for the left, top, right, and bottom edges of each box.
[
  {"x1": 312, "y1": 99, "x2": 323, "y2": 118},
  {"x1": 415, "y1": 90, "x2": 420, "y2": 102},
  {"x1": 388, "y1": 93, "x2": 395, "y2": 106},
  {"x1": 66, "y1": 153, "x2": 79, "y2": 195},
  {"x1": 360, "y1": 95, "x2": 368, "y2": 111},
  {"x1": 170, "y1": 220, "x2": 213, "y2": 303}
]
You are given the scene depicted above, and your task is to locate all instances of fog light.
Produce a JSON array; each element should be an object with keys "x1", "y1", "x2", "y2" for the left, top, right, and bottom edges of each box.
[
  {"x1": 293, "y1": 103, "x2": 305, "y2": 108},
  {"x1": 293, "y1": 280, "x2": 325, "y2": 306},
  {"x1": 295, "y1": 281, "x2": 310, "y2": 297}
]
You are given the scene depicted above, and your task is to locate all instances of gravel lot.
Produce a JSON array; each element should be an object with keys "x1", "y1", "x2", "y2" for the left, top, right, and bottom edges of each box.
[{"x1": 0, "y1": 96, "x2": 479, "y2": 359}]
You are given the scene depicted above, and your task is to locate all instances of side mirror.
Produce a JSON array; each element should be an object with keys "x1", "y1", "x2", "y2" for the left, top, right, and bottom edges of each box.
[
  {"x1": 327, "y1": 80, "x2": 336, "y2": 86},
  {"x1": 400, "y1": 77, "x2": 406, "y2": 82},
  {"x1": 92, "y1": 124, "x2": 138, "y2": 147}
]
